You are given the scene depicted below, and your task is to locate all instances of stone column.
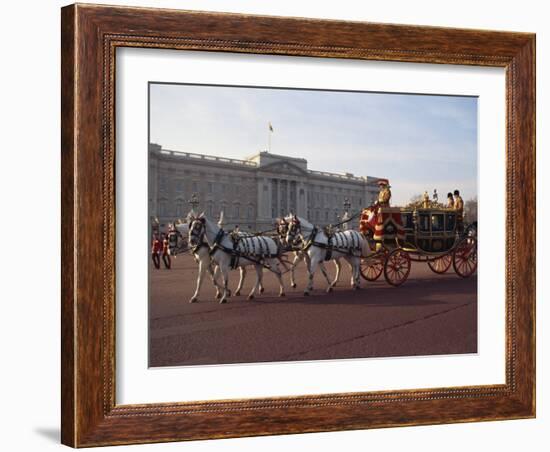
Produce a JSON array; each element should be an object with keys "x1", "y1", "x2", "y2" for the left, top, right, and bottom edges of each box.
[
  {"x1": 279, "y1": 180, "x2": 283, "y2": 216},
  {"x1": 256, "y1": 176, "x2": 272, "y2": 229},
  {"x1": 285, "y1": 179, "x2": 292, "y2": 215},
  {"x1": 297, "y1": 181, "x2": 307, "y2": 217},
  {"x1": 148, "y1": 155, "x2": 158, "y2": 241},
  {"x1": 265, "y1": 178, "x2": 272, "y2": 219},
  {"x1": 272, "y1": 178, "x2": 279, "y2": 219},
  {"x1": 149, "y1": 157, "x2": 158, "y2": 220}
]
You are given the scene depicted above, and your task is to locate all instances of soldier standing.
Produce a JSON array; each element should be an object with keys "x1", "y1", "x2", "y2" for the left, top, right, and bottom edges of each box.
[
  {"x1": 167, "y1": 223, "x2": 179, "y2": 257},
  {"x1": 151, "y1": 233, "x2": 162, "y2": 269},
  {"x1": 161, "y1": 233, "x2": 171, "y2": 269}
]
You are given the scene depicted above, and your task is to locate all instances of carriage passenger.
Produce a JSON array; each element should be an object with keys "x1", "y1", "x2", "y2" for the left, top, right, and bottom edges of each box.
[
  {"x1": 453, "y1": 189, "x2": 464, "y2": 232},
  {"x1": 446, "y1": 192, "x2": 454, "y2": 208}
]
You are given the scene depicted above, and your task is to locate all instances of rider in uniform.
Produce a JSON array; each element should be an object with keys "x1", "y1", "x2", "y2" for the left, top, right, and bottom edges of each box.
[{"x1": 376, "y1": 180, "x2": 391, "y2": 207}]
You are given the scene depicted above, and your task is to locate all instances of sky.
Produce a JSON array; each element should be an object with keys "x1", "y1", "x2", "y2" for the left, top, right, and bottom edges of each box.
[{"x1": 149, "y1": 83, "x2": 477, "y2": 206}]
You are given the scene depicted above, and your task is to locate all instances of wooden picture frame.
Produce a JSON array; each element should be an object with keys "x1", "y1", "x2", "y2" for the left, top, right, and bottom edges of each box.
[{"x1": 61, "y1": 3, "x2": 535, "y2": 447}]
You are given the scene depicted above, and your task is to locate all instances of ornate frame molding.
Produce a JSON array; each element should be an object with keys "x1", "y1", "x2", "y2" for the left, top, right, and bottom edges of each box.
[{"x1": 61, "y1": 4, "x2": 535, "y2": 447}]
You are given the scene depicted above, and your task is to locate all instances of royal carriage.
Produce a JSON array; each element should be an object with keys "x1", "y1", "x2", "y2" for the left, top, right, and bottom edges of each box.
[{"x1": 358, "y1": 204, "x2": 477, "y2": 286}]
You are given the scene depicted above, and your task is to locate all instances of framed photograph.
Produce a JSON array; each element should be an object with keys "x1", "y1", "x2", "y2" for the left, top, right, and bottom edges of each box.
[{"x1": 61, "y1": 4, "x2": 535, "y2": 447}]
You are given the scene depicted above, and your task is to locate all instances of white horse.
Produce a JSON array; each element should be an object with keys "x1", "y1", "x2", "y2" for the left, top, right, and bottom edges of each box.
[
  {"x1": 276, "y1": 216, "x2": 337, "y2": 290},
  {"x1": 169, "y1": 218, "x2": 258, "y2": 303},
  {"x1": 189, "y1": 214, "x2": 285, "y2": 303},
  {"x1": 285, "y1": 215, "x2": 369, "y2": 295}
]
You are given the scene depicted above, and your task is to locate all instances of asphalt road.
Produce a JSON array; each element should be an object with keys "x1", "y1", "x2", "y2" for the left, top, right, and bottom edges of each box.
[{"x1": 149, "y1": 252, "x2": 477, "y2": 367}]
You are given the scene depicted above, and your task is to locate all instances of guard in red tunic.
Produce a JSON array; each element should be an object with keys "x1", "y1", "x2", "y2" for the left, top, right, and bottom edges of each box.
[
  {"x1": 151, "y1": 234, "x2": 162, "y2": 269},
  {"x1": 161, "y1": 234, "x2": 171, "y2": 269}
]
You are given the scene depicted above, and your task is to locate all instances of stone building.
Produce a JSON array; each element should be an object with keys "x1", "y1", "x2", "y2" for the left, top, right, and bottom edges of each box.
[{"x1": 149, "y1": 143, "x2": 385, "y2": 231}]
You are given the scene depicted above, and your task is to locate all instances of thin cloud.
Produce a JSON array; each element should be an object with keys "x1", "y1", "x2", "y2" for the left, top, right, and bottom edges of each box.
[{"x1": 150, "y1": 83, "x2": 477, "y2": 207}]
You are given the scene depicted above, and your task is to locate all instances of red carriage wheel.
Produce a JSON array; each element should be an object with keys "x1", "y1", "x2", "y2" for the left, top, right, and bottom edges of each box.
[
  {"x1": 384, "y1": 249, "x2": 411, "y2": 287},
  {"x1": 360, "y1": 254, "x2": 385, "y2": 281},
  {"x1": 427, "y1": 253, "x2": 452, "y2": 274},
  {"x1": 453, "y1": 237, "x2": 477, "y2": 278}
]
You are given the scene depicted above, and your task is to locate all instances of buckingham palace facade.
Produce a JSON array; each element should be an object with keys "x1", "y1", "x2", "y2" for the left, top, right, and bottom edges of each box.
[{"x1": 149, "y1": 143, "x2": 385, "y2": 231}]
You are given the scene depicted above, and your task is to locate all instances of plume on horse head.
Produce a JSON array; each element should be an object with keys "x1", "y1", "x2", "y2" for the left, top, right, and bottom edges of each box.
[
  {"x1": 217, "y1": 210, "x2": 225, "y2": 227},
  {"x1": 283, "y1": 213, "x2": 297, "y2": 224},
  {"x1": 186, "y1": 209, "x2": 198, "y2": 223}
]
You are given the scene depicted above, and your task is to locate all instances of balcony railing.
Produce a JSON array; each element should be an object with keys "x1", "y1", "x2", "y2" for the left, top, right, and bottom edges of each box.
[{"x1": 158, "y1": 149, "x2": 257, "y2": 167}]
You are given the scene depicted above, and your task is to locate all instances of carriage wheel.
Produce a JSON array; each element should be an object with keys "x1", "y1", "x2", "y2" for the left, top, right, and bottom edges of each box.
[
  {"x1": 384, "y1": 249, "x2": 411, "y2": 287},
  {"x1": 453, "y1": 237, "x2": 477, "y2": 278},
  {"x1": 360, "y1": 254, "x2": 385, "y2": 281},
  {"x1": 427, "y1": 254, "x2": 452, "y2": 274}
]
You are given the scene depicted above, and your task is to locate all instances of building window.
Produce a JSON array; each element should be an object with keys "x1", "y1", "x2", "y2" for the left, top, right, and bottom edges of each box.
[
  {"x1": 175, "y1": 199, "x2": 184, "y2": 217},
  {"x1": 234, "y1": 203, "x2": 240, "y2": 219},
  {"x1": 207, "y1": 201, "x2": 214, "y2": 218},
  {"x1": 159, "y1": 199, "x2": 168, "y2": 217},
  {"x1": 325, "y1": 210, "x2": 329, "y2": 222},
  {"x1": 191, "y1": 181, "x2": 198, "y2": 192},
  {"x1": 159, "y1": 178, "x2": 167, "y2": 192},
  {"x1": 247, "y1": 205, "x2": 253, "y2": 219},
  {"x1": 208, "y1": 182, "x2": 213, "y2": 194},
  {"x1": 175, "y1": 180, "x2": 184, "y2": 192}
]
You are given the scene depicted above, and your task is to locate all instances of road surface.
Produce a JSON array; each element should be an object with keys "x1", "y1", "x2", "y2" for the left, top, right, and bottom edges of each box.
[{"x1": 149, "y1": 252, "x2": 477, "y2": 367}]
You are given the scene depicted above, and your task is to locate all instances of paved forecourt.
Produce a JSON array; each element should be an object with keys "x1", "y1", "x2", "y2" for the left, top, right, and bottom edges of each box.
[{"x1": 149, "y1": 252, "x2": 477, "y2": 367}]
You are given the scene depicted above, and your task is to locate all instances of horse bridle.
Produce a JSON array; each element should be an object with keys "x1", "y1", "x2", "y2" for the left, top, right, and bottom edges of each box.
[
  {"x1": 189, "y1": 218, "x2": 206, "y2": 249},
  {"x1": 286, "y1": 219, "x2": 306, "y2": 249}
]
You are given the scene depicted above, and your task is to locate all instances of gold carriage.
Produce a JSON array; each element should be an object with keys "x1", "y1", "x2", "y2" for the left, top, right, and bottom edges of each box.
[{"x1": 359, "y1": 205, "x2": 477, "y2": 286}]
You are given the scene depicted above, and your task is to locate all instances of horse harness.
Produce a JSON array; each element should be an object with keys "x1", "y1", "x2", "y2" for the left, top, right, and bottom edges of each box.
[
  {"x1": 208, "y1": 228, "x2": 283, "y2": 271},
  {"x1": 297, "y1": 225, "x2": 362, "y2": 261}
]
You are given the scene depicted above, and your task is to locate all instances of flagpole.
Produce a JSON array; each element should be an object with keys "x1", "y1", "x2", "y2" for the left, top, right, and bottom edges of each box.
[{"x1": 268, "y1": 126, "x2": 271, "y2": 152}]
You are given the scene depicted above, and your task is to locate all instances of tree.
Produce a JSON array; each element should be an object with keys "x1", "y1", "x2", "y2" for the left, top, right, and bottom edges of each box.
[
  {"x1": 407, "y1": 194, "x2": 423, "y2": 208},
  {"x1": 464, "y1": 197, "x2": 478, "y2": 224}
]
